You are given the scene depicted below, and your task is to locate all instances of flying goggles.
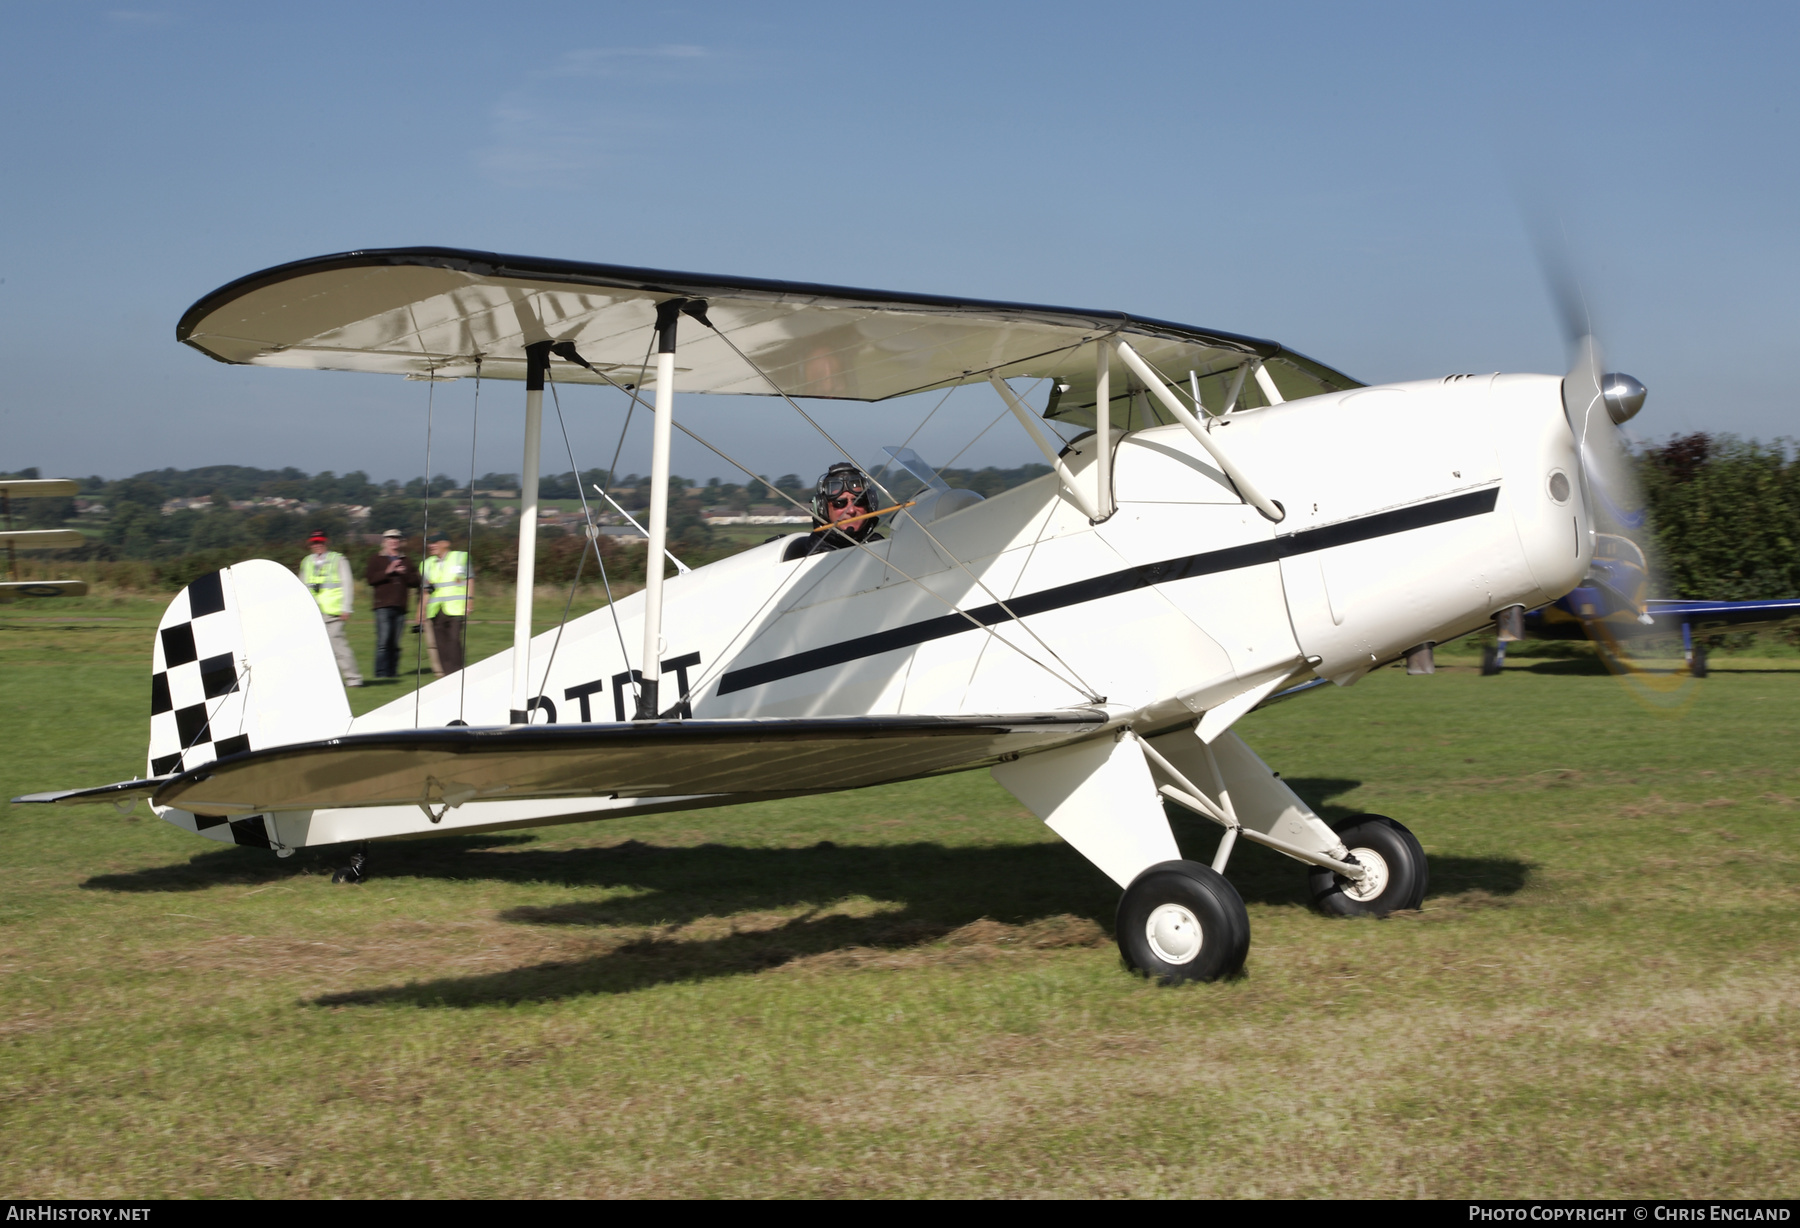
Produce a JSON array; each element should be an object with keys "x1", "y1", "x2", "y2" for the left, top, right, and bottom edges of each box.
[{"x1": 818, "y1": 471, "x2": 870, "y2": 500}]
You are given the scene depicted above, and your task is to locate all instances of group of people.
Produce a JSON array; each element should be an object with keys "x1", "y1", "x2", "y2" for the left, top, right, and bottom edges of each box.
[
  {"x1": 299, "y1": 461, "x2": 886, "y2": 690},
  {"x1": 301, "y1": 528, "x2": 469, "y2": 687}
]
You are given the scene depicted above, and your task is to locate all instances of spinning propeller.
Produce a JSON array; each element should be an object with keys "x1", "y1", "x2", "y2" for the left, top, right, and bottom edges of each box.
[{"x1": 1540, "y1": 243, "x2": 1696, "y2": 706}]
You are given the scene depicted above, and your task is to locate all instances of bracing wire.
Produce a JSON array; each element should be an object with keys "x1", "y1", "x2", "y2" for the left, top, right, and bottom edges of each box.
[
  {"x1": 872, "y1": 383, "x2": 957, "y2": 485},
  {"x1": 940, "y1": 404, "x2": 1013, "y2": 471},
  {"x1": 860, "y1": 373, "x2": 1045, "y2": 508},
  {"x1": 533, "y1": 370, "x2": 610, "y2": 716},
  {"x1": 666, "y1": 549, "x2": 815, "y2": 716},
  {"x1": 658, "y1": 411, "x2": 1101, "y2": 708},
  {"x1": 177, "y1": 661, "x2": 254, "y2": 764},
  {"x1": 458, "y1": 361, "x2": 481, "y2": 725},
  {"x1": 606, "y1": 330, "x2": 658, "y2": 487},
  {"x1": 851, "y1": 370, "x2": 1104, "y2": 703},
  {"x1": 574, "y1": 328, "x2": 1104, "y2": 707},
  {"x1": 578, "y1": 389, "x2": 637, "y2": 714},
  {"x1": 888, "y1": 512, "x2": 1102, "y2": 700},
  {"x1": 413, "y1": 374, "x2": 436, "y2": 730},
  {"x1": 866, "y1": 375, "x2": 1103, "y2": 703},
  {"x1": 700, "y1": 324, "x2": 863, "y2": 469}
]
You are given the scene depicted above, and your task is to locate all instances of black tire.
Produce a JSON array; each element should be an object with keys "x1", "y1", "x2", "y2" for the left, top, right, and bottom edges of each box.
[
  {"x1": 1691, "y1": 646, "x2": 1708, "y2": 678},
  {"x1": 1480, "y1": 645, "x2": 1503, "y2": 675},
  {"x1": 1308, "y1": 815, "x2": 1428, "y2": 917},
  {"x1": 1115, "y1": 859, "x2": 1250, "y2": 984}
]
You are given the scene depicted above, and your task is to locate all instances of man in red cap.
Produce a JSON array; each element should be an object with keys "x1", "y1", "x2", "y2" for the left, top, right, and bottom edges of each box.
[{"x1": 300, "y1": 529, "x2": 362, "y2": 687}]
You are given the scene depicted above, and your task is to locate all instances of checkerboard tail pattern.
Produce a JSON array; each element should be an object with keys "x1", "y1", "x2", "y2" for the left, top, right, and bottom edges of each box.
[{"x1": 147, "y1": 569, "x2": 268, "y2": 846}]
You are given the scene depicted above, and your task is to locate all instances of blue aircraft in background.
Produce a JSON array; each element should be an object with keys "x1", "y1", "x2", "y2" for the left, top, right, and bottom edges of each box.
[{"x1": 1485, "y1": 534, "x2": 1800, "y2": 676}]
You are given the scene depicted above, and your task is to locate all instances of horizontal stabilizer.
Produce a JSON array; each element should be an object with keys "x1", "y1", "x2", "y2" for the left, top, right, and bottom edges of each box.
[
  {"x1": 152, "y1": 712, "x2": 1107, "y2": 818},
  {"x1": 13, "y1": 776, "x2": 173, "y2": 806}
]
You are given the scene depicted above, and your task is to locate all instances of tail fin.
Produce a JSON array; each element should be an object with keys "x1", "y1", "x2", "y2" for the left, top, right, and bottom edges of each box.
[{"x1": 148, "y1": 559, "x2": 349, "y2": 780}]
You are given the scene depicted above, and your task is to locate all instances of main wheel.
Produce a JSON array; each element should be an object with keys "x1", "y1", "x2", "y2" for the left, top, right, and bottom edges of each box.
[
  {"x1": 1116, "y1": 860, "x2": 1250, "y2": 984},
  {"x1": 1308, "y1": 815, "x2": 1428, "y2": 917}
]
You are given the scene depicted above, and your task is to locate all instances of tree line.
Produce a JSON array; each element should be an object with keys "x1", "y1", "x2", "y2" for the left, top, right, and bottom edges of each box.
[
  {"x1": 1638, "y1": 434, "x2": 1800, "y2": 601},
  {"x1": 0, "y1": 460, "x2": 1055, "y2": 589}
]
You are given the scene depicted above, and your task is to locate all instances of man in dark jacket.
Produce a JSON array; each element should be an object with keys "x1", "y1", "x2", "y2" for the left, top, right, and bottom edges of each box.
[{"x1": 366, "y1": 529, "x2": 420, "y2": 679}]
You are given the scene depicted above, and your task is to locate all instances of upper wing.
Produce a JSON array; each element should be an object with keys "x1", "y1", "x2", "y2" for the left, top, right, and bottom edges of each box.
[
  {"x1": 175, "y1": 247, "x2": 1359, "y2": 408},
  {"x1": 148, "y1": 712, "x2": 1107, "y2": 818}
]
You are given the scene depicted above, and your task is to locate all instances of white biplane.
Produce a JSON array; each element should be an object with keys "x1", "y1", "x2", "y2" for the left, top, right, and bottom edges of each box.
[{"x1": 15, "y1": 247, "x2": 1647, "y2": 982}]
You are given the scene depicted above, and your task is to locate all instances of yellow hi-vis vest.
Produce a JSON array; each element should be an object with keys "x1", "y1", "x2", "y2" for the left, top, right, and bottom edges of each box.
[
  {"x1": 300, "y1": 551, "x2": 348, "y2": 616},
  {"x1": 422, "y1": 551, "x2": 470, "y2": 617}
]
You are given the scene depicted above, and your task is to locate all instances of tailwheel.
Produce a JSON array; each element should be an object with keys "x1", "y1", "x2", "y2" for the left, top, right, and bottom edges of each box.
[
  {"x1": 330, "y1": 849, "x2": 367, "y2": 885},
  {"x1": 1116, "y1": 859, "x2": 1250, "y2": 984},
  {"x1": 1308, "y1": 815, "x2": 1428, "y2": 917}
]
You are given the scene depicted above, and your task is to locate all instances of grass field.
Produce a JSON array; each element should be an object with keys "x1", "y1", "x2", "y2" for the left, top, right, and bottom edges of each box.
[{"x1": 2, "y1": 595, "x2": 1798, "y2": 1198}]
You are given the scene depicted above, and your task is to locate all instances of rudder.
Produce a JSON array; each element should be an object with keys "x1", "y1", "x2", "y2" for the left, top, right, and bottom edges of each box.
[{"x1": 148, "y1": 559, "x2": 349, "y2": 846}]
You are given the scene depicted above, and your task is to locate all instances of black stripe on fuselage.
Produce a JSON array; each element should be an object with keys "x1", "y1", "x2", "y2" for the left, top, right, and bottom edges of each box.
[{"x1": 717, "y1": 486, "x2": 1500, "y2": 695}]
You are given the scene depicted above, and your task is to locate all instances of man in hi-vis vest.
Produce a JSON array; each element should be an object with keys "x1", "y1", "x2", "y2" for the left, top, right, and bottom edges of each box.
[
  {"x1": 418, "y1": 531, "x2": 470, "y2": 675},
  {"x1": 300, "y1": 530, "x2": 363, "y2": 687}
]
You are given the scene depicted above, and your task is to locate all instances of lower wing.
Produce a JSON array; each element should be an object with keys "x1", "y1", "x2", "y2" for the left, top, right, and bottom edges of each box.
[{"x1": 42, "y1": 712, "x2": 1109, "y2": 819}]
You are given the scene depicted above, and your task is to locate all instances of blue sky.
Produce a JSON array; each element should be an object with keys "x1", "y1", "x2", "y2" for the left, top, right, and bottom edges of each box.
[{"x1": 2, "y1": 1, "x2": 1795, "y2": 485}]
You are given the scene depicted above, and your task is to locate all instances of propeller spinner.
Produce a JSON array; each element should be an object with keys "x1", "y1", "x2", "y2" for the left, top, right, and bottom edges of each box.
[
  {"x1": 1602, "y1": 372, "x2": 1647, "y2": 425},
  {"x1": 1562, "y1": 333, "x2": 1646, "y2": 537}
]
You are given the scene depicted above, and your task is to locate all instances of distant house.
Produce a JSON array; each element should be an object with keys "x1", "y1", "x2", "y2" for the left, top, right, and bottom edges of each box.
[{"x1": 704, "y1": 503, "x2": 810, "y2": 526}]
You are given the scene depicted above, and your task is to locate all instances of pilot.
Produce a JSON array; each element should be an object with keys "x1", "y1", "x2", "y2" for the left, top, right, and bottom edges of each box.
[{"x1": 783, "y1": 463, "x2": 884, "y2": 561}]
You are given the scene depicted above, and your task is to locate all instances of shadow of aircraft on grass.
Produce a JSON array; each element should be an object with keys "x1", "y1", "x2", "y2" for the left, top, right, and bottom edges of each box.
[
  {"x1": 80, "y1": 834, "x2": 538, "y2": 893},
  {"x1": 315, "y1": 905, "x2": 1117, "y2": 1008},
  {"x1": 302, "y1": 839, "x2": 1529, "y2": 1008},
  {"x1": 83, "y1": 780, "x2": 1529, "y2": 1005}
]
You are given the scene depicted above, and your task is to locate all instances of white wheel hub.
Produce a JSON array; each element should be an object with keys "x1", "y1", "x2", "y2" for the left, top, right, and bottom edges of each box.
[
  {"x1": 1145, "y1": 903, "x2": 1203, "y2": 965},
  {"x1": 1342, "y1": 847, "x2": 1391, "y2": 902}
]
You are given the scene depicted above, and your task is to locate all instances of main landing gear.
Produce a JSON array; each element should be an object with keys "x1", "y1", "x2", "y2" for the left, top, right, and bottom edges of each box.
[
  {"x1": 1116, "y1": 815, "x2": 1430, "y2": 982},
  {"x1": 1001, "y1": 730, "x2": 1433, "y2": 985},
  {"x1": 1117, "y1": 860, "x2": 1250, "y2": 984},
  {"x1": 1307, "y1": 815, "x2": 1429, "y2": 917}
]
